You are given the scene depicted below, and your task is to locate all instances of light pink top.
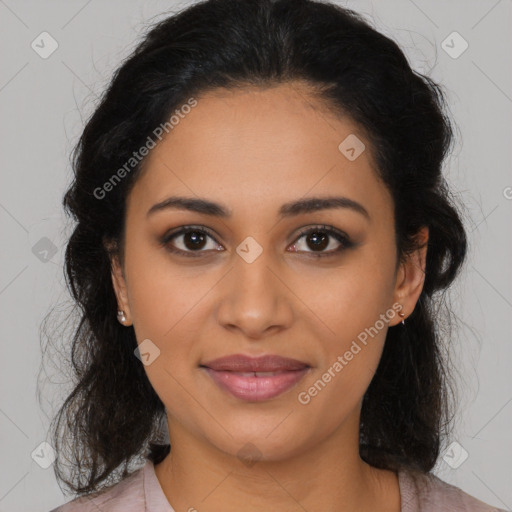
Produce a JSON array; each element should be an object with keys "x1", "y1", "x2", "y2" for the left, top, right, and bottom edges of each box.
[{"x1": 50, "y1": 459, "x2": 506, "y2": 511}]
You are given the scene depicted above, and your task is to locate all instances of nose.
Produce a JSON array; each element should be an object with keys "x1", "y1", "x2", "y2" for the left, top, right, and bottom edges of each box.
[{"x1": 215, "y1": 250, "x2": 294, "y2": 340}]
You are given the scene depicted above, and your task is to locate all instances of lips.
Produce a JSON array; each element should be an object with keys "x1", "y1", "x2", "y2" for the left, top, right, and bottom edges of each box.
[
  {"x1": 201, "y1": 354, "x2": 309, "y2": 372},
  {"x1": 200, "y1": 354, "x2": 311, "y2": 401}
]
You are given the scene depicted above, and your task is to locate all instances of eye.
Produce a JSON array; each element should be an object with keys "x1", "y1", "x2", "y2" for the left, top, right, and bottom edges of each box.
[
  {"x1": 160, "y1": 226, "x2": 223, "y2": 258},
  {"x1": 288, "y1": 225, "x2": 354, "y2": 257},
  {"x1": 160, "y1": 224, "x2": 355, "y2": 258}
]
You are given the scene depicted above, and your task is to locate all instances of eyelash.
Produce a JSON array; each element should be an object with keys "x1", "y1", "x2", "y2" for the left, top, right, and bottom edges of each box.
[{"x1": 160, "y1": 224, "x2": 355, "y2": 259}]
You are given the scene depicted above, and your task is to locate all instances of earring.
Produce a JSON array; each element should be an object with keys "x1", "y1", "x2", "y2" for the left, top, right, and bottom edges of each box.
[
  {"x1": 117, "y1": 310, "x2": 127, "y2": 324},
  {"x1": 398, "y1": 309, "x2": 405, "y2": 325}
]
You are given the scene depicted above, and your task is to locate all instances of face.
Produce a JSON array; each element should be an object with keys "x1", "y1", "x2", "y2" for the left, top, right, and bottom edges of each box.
[{"x1": 110, "y1": 82, "x2": 428, "y2": 462}]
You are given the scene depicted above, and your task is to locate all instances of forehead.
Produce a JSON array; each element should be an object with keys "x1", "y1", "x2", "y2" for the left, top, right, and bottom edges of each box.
[{"x1": 127, "y1": 82, "x2": 392, "y2": 222}]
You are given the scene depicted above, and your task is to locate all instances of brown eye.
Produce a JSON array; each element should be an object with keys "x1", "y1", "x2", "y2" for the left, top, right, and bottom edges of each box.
[
  {"x1": 181, "y1": 230, "x2": 208, "y2": 250},
  {"x1": 161, "y1": 226, "x2": 223, "y2": 257},
  {"x1": 304, "y1": 231, "x2": 329, "y2": 251},
  {"x1": 289, "y1": 225, "x2": 354, "y2": 256},
  {"x1": 160, "y1": 224, "x2": 355, "y2": 259}
]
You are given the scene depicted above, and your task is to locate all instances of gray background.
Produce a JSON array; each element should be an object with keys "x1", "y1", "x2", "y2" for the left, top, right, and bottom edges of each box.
[{"x1": 0, "y1": 0, "x2": 511, "y2": 511}]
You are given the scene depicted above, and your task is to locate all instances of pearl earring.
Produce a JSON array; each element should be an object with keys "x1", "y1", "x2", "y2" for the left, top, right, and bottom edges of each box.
[
  {"x1": 117, "y1": 310, "x2": 127, "y2": 324},
  {"x1": 398, "y1": 309, "x2": 406, "y2": 325}
]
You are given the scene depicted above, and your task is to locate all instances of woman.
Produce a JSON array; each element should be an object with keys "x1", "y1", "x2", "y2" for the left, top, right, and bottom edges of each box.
[{"x1": 47, "y1": 0, "x2": 505, "y2": 510}]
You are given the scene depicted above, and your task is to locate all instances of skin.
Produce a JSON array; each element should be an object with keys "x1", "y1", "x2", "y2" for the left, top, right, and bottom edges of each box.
[{"x1": 109, "y1": 81, "x2": 429, "y2": 512}]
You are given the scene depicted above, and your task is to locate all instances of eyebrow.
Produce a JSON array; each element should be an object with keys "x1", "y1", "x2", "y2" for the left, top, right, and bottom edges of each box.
[{"x1": 147, "y1": 195, "x2": 370, "y2": 221}]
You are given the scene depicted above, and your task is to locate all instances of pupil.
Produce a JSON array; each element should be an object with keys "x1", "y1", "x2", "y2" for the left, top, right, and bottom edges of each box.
[
  {"x1": 185, "y1": 232, "x2": 206, "y2": 250},
  {"x1": 308, "y1": 232, "x2": 328, "y2": 251}
]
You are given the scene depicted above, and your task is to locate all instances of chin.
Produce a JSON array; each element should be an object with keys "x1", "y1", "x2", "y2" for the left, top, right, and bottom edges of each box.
[{"x1": 201, "y1": 419, "x2": 313, "y2": 464}]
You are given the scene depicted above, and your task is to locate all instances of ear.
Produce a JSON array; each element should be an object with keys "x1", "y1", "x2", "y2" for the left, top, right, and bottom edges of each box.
[
  {"x1": 105, "y1": 239, "x2": 133, "y2": 326},
  {"x1": 390, "y1": 226, "x2": 429, "y2": 326}
]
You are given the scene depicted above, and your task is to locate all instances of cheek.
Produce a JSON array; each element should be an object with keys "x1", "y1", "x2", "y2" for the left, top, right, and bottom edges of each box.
[
  {"x1": 294, "y1": 321, "x2": 388, "y2": 435},
  {"x1": 299, "y1": 250, "x2": 396, "y2": 346},
  {"x1": 294, "y1": 247, "x2": 395, "y2": 407},
  {"x1": 123, "y1": 242, "x2": 215, "y2": 374},
  {"x1": 124, "y1": 238, "x2": 206, "y2": 340}
]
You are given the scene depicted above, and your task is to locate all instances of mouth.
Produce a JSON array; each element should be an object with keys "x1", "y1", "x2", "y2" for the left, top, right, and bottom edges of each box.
[{"x1": 199, "y1": 354, "x2": 311, "y2": 401}]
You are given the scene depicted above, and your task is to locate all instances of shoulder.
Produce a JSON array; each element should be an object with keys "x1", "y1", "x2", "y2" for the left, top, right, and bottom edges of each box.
[
  {"x1": 48, "y1": 463, "x2": 146, "y2": 512},
  {"x1": 398, "y1": 468, "x2": 507, "y2": 512}
]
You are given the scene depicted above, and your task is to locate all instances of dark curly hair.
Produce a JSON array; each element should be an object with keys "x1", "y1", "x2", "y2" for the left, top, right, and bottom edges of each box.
[{"x1": 42, "y1": 0, "x2": 468, "y2": 496}]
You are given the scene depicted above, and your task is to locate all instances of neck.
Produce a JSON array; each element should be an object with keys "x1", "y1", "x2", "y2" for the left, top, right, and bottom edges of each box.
[{"x1": 154, "y1": 411, "x2": 401, "y2": 512}]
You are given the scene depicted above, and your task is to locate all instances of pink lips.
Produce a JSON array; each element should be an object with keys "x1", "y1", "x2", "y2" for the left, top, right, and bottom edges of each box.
[{"x1": 200, "y1": 354, "x2": 311, "y2": 401}]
